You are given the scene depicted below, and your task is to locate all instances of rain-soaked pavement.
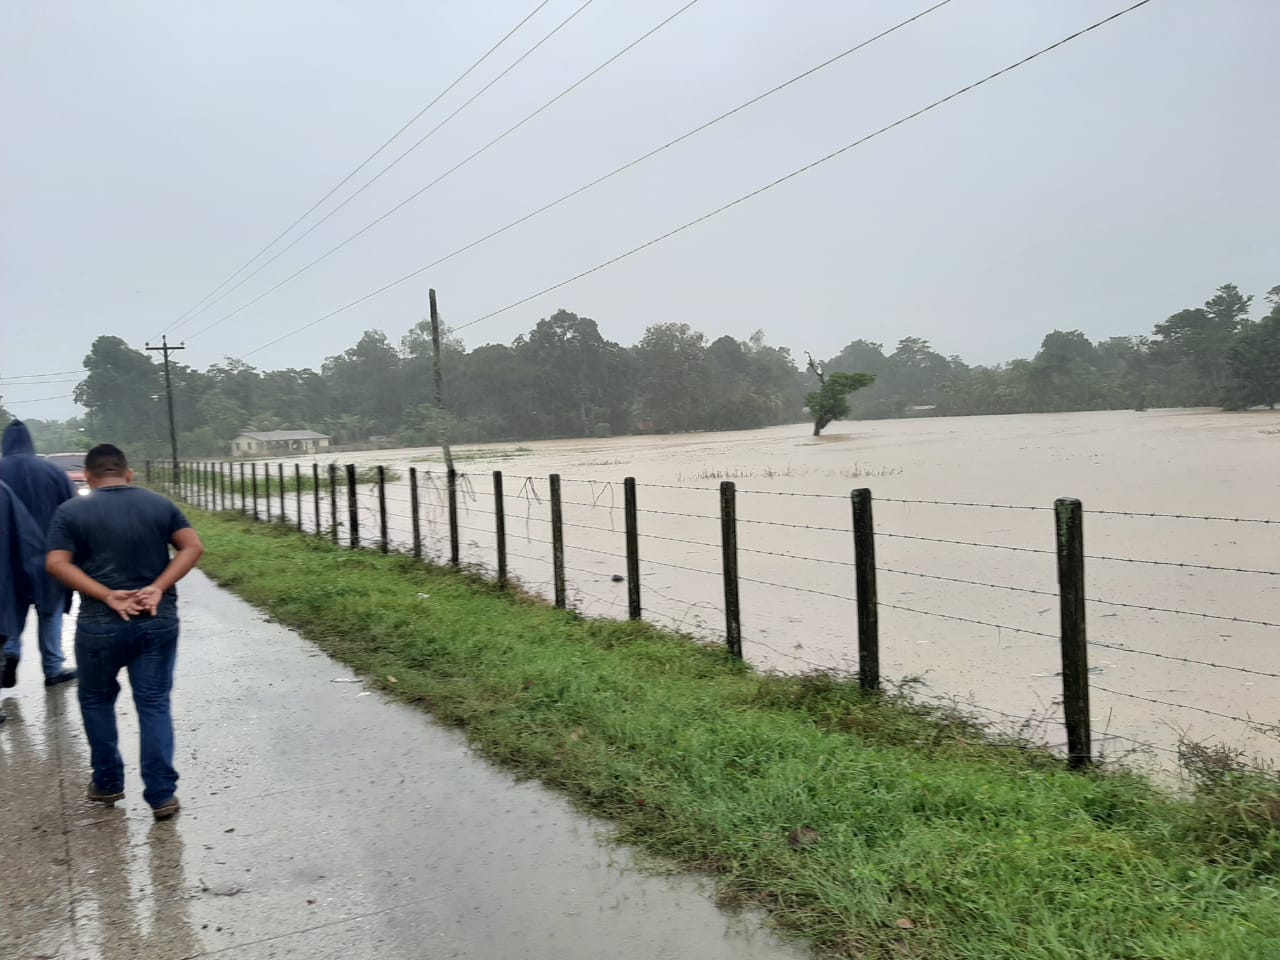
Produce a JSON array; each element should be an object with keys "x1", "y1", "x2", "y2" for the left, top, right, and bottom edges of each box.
[{"x1": 0, "y1": 573, "x2": 808, "y2": 960}]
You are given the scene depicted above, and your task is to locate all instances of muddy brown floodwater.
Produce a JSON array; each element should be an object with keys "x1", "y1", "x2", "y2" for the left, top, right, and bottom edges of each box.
[{"x1": 250, "y1": 408, "x2": 1279, "y2": 769}]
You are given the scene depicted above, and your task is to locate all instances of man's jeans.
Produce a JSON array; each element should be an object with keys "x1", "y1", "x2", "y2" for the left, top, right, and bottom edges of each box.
[
  {"x1": 75, "y1": 616, "x2": 179, "y2": 808},
  {"x1": 2, "y1": 606, "x2": 67, "y2": 678}
]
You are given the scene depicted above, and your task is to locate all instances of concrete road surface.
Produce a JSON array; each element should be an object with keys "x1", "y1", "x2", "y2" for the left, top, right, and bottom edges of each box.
[{"x1": 0, "y1": 572, "x2": 808, "y2": 960}]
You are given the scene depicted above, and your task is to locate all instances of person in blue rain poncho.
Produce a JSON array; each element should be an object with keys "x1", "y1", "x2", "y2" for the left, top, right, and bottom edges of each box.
[
  {"x1": 0, "y1": 479, "x2": 50, "y2": 720},
  {"x1": 0, "y1": 420, "x2": 78, "y2": 688}
]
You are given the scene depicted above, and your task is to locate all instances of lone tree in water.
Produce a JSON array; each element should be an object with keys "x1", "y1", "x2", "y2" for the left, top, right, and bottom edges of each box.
[{"x1": 805, "y1": 353, "x2": 874, "y2": 436}]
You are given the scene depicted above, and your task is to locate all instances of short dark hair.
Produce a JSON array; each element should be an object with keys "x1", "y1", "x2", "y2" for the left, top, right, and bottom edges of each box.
[{"x1": 85, "y1": 443, "x2": 129, "y2": 477}]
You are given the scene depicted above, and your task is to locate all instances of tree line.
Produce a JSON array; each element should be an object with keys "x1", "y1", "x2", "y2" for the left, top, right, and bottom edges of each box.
[{"x1": 4, "y1": 281, "x2": 1276, "y2": 458}]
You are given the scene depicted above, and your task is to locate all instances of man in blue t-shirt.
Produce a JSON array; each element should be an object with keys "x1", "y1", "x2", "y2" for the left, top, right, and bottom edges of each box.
[{"x1": 46, "y1": 443, "x2": 204, "y2": 820}]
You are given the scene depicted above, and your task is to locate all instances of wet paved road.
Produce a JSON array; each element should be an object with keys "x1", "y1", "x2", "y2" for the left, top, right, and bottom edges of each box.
[{"x1": 0, "y1": 573, "x2": 807, "y2": 960}]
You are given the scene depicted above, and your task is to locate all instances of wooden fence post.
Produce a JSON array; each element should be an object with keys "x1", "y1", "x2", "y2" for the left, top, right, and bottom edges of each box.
[
  {"x1": 550, "y1": 473, "x2": 566, "y2": 609},
  {"x1": 294, "y1": 463, "x2": 303, "y2": 531},
  {"x1": 239, "y1": 463, "x2": 246, "y2": 514},
  {"x1": 624, "y1": 477, "x2": 641, "y2": 620},
  {"x1": 263, "y1": 462, "x2": 272, "y2": 521},
  {"x1": 312, "y1": 462, "x2": 321, "y2": 535},
  {"x1": 1055, "y1": 497, "x2": 1092, "y2": 769},
  {"x1": 220, "y1": 462, "x2": 227, "y2": 512},
  {"x1": 145, "y1": 460, "x2": 153, "y2": 486},
  {"x1": 409, "y1": 467, "x2": 422, "y2": 560},
  {"x1": 494, "y1": 470, "x2": 507, "y2": 589},
  {"x1": 277, "y1": 463, "x2": 285, "y2": 521},
  {"x1": 346, "y1": 463, "x2": 359, "y2": 549},
  {"x1": 851, "y1": 488, "x2": 880, "y2": 692},
  {"x1": 377, "y1": 465, "x2": 389, "y2": 554},
  {"x1": 447, "y1": 467, "x2": 460, "y2": 567},
  {"x1": 328, "y1": 463, "x2": 338, "y2": 543},
  {"x1": 719, "y1": 481, "x2": 742, "y2": 659},
  {"x1": 250, "y1": 463, "x2": 259, "y2": 521}
]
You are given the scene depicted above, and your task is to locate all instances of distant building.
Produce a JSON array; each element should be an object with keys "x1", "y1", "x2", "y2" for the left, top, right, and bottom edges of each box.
[{"x1": 231, "y1": 430, "x2": 331, "y2": 457}]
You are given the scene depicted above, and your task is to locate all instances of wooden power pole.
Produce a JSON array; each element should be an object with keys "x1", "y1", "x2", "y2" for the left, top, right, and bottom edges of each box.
[
  {"x1": 145, "y1": 335, "x2": 184, "y2": 483},
  {"x1": 428, "y1": 289, "x2": 454, "y2": 477}
]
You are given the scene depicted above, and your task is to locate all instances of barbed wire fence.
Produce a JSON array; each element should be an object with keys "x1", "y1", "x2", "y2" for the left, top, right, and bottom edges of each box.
[{"x1": 158, "y1": 458, "x2": 1279, "y2": 771}]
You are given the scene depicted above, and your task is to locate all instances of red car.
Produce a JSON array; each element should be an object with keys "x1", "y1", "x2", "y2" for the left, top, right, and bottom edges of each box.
[{"x1": 44, "y1": 452, "x2": 91, "y2": 495}]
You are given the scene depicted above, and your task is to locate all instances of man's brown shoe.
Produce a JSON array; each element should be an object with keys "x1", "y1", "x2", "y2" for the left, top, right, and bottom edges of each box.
[
  {"x1": 152, "y1": 796, "x2": 181, "y2": 821},
  {"x1": 86, "y1": 781, "x2": 124, "y2": 805}
]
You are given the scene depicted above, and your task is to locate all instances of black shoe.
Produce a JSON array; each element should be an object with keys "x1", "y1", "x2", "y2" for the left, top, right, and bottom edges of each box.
[
  {"x1": 86, "y1": 781, "x2": 125, "y2": 805},
  {"x1": 44, "y1": 669, "x2": 77, "y2": 688},
  {"x1": 2, "y1": 656, "x2": 17, "y2": 688}
]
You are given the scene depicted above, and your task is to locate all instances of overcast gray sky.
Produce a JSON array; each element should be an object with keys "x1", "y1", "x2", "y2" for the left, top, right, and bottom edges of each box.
[{"x1": 2, "y1": 0, "x2": 1277, "y2": 420}]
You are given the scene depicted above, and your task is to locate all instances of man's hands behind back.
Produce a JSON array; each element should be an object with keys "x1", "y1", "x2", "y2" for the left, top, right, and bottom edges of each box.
[{"x1": 104, "y1": 588, "x2": 158, "y2": 621}]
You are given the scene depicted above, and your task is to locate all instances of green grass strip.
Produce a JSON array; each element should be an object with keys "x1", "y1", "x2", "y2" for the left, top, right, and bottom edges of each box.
[{"x1": 191, "y1": 510, "x2": 1280, "y2": 959}]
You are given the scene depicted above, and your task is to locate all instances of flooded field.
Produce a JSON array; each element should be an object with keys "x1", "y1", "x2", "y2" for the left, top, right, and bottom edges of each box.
[{"x1": 229, "y1": 408, "x2": 1280, "y2": 768}]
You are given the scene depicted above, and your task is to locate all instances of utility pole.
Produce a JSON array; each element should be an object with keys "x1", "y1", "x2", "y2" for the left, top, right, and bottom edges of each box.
[
  {"x1": 145, "y1": 335, "x2": 184, "y2": 483},
  {"x1": 428, "y1": 289, "x2": 454, "y2": 476},
  {"x1": 429, "y1": 289, "x2": 460, "y2": 566}
]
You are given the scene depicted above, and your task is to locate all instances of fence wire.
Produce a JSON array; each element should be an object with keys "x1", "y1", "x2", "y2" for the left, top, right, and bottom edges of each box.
[{"x1": 172, "y1": 461, "x2": 1280, "y2": 769}]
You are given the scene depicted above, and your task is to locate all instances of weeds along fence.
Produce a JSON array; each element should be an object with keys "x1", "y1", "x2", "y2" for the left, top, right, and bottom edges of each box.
[{"x1": 153, "y1": 459, "x2": 1280, "y2": 770}]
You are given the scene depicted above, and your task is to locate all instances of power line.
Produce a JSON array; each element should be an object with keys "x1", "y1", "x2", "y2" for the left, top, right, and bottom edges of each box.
[
  {"x1": 0, "y1": 376, "x2": 82, "y2": 386},
  {"x1": 239, "y1": 0, "x2": 1155, "y2": 359},
  {"x1": 448, "y1": 0, "x2": 1157, "y2": 334},
  {"x1": 194, "y1": 0, "x2": 699, "y2": 345},
  {"x1": 2, "y1": 393, "x2": 76, "y2": 405},
  {"x1": 232, "y1": 0, "x2": 956, "y2": 359},
  {"x1": 0, "y1": 369, "x2": 86, "y2": 381},
  {"x1": 158, "y1": 0, "x2": 557, "y2": 339},
  {"x1": 179, "y1": 0, "x2": 602, "y2": 341}
]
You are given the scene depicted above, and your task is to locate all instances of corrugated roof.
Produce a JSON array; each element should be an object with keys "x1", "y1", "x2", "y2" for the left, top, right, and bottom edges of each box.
[{"x1": 236, "y1": 430, "x2": 330, "y2": 441}]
